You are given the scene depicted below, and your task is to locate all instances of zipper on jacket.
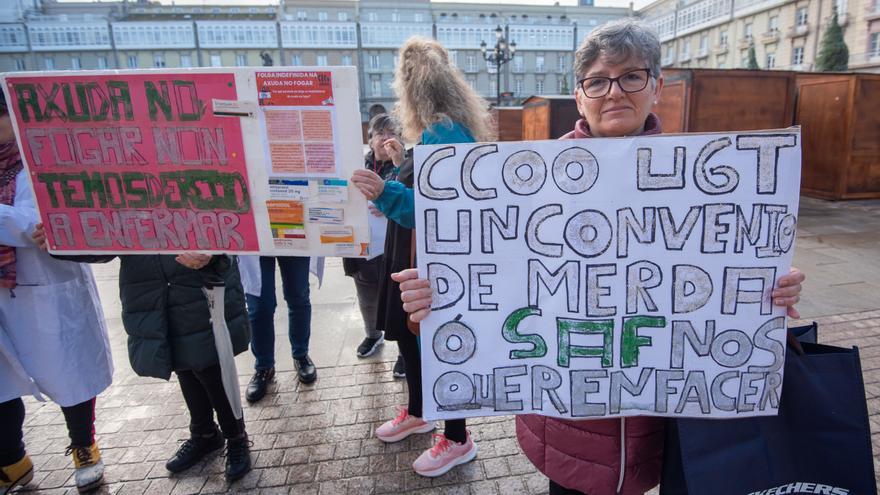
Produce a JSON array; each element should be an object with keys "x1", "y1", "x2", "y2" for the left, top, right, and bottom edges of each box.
[{"x1": 616, "y1": 417, "x2": 626, "y2": 494}]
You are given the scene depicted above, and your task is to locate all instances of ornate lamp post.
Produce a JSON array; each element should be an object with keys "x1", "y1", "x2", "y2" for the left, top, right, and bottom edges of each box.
[{"x1": 480, "y1": 25, "x2": 516, "y2": 106}]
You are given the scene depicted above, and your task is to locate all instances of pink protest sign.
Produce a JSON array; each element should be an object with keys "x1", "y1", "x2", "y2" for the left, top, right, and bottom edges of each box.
[{"x1": 5, "y1": 72, "x2": 259, "y2": 252}]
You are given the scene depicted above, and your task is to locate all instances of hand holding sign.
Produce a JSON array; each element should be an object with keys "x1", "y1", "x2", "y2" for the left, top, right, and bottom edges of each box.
[{"x1": 351, "y1": 169, "x2": 385, "y2": 201}]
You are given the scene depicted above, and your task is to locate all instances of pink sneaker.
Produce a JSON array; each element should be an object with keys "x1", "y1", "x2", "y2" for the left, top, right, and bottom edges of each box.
[
  {"x1": 375, "y1": 407, "x2": 435, "y2": 443},
  {"x1": 412, "y1": 432, "x2": 478, "y2": 477}
]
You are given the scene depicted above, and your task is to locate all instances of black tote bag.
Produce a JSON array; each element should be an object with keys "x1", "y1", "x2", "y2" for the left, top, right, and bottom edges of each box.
[{"x1": 661, "y1": 323, "x2": 876, "y2": 495}]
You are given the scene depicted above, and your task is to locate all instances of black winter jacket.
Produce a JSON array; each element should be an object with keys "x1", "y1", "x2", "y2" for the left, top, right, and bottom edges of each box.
[{"x1": 69, "y1": 254, "x2": 250, "y2": 379}]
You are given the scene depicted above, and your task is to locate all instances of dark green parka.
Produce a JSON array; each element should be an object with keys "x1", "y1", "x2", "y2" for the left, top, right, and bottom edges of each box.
[{"x1": 77, "y1": 254, "x2": 250, "y2": 380}]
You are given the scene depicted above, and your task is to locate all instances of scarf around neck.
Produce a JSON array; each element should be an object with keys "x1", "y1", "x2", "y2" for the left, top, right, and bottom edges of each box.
[
  {"x1": 565, "y1": 112, "x2": 663, "y2": 139},
  {"x1": 0, "y1": 141, "x2": 24, "y2": 289}
]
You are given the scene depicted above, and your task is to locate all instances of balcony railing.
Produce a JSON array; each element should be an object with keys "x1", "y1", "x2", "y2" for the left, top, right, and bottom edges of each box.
[
  {"x1": 697, "y1": 47, "x2": 709, "y2": 58},
  {"x1": 713, "y1": 43, "x2": 729, "y2": 55},
  {"x1": 662, "y1": 55, "x2": 675, "y2": 66},
  {"x1": 866, "y1": 3, "x2": 880, "y2": 20},
  {"x1": 737, "y1": 35, "x2": 753, "y2": 49},
  {"x1": 788, "y1": 24, "x2": 809, "y2": 38},
  {"x1": 760, "y1": 29, "x2": 780, "y2": 44},
  {"x1": 679, "y1": 52, "x2": 691, "y2": 62}
]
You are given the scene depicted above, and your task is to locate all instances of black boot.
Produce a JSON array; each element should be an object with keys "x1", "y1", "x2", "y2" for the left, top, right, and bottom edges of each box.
[
  {"x1": 165, "y1": 429, "x2": 224, "y2": 473},
  {"x1": 245, "y1": 368, "x2": 275, "y2": 403},
  {"x1": 294, "y1": 355, "x2": 317, "y2": 384},
  {"x1": 224, "y1": 434, "x2": 252, "y2": 482}
]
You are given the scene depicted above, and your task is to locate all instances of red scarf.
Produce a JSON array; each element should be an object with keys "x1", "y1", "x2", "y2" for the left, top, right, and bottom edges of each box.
[
  {"x1": 563, "y1": 113, "x2": 662, "y2": 139},
  {"x1": 0, "y1": 141, "x2": 23, "y2": 288}
]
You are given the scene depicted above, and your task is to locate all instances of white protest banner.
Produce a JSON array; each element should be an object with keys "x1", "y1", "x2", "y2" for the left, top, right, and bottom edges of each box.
[
  {"x1": 1, "y1": 67, "x2": 371, "y2": 257},
  {"x1": 414, "y1": 129, "x2": 801, "y2": 420}
]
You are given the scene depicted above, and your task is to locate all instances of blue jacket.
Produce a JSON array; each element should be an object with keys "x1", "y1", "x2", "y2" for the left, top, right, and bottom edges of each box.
[{"x1": 372, "y1": 121, "x2": 475, "y2": 228}]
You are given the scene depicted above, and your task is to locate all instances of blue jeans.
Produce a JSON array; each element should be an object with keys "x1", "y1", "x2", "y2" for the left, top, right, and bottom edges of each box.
[{"x1": 247, "y1": 256, "x2": 311, "y2": 369}]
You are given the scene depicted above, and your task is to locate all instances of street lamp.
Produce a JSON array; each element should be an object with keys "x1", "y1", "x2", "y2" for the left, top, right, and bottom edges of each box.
[{"x1": 480, "y1": 25, "x2": 516, "y2": 106}]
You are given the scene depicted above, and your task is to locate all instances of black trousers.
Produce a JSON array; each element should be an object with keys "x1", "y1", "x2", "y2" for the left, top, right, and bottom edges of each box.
[
  {"x1": 549, "y1": 480, "x2": 587, "y2": 495},
  {"x1": 396, "y1": 331, "x2": 467, "y2": 444},
  {"x1": 177, "y1": 364, "x2": 244, "y2": 439},
  {"x1": 0, "y1": 397, "x2": 96, "y2": 465}
]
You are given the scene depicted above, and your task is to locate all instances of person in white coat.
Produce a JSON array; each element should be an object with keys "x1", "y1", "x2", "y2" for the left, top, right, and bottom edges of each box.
[{"x1": 0, "y1": 99, "x2": 113, "y2": 494}]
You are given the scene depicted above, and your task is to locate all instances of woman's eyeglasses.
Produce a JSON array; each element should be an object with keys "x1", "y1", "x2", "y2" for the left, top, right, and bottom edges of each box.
[{"x1": 577, "y1": 68, "x2": 652, "y2": 99}]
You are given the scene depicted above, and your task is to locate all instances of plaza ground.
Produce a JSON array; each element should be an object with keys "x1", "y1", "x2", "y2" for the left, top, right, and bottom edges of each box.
[{"x1": 17, "y1": 197, "x2": 880, "y2": 494}]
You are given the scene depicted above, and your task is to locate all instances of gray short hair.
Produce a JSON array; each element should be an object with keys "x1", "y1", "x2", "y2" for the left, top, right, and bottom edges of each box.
[
  {"x1": 574, "y1": 18, "x2": 662, "y2": 81},
  {"x1": 367, "y1": 113, "x2": 398, "y2": 139}
]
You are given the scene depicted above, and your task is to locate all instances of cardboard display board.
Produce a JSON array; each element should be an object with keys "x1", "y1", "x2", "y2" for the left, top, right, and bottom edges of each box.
[
  {"x1": 413, "y1": 129, "x2": 801, "y2": 421},
  {"x1": 1, "y1": 67, "x2": 371, "y2": 257}
]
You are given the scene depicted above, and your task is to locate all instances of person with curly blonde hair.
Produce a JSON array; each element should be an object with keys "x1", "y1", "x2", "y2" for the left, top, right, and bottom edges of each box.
[{"x1": 351, "y1": 35, "x2": 493, "y2": 478}]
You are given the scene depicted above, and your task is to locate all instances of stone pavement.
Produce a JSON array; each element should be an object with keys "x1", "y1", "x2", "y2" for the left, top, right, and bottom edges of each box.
[{"x1": 15, "y1": 196, "x2": 880, "y2": 495}]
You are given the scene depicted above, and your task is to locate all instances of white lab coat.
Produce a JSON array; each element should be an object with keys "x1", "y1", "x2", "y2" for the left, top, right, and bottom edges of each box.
[{"x1": 0, "y1": 171, "x2": 113, "y2": 407}]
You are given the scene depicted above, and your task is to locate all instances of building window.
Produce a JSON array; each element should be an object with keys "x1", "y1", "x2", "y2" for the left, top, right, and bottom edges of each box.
[
  {"x1": 744, "y1": 23, "x2": 753, "y2": 39},
  {"x1": 792, "y1": 46, "x2": 804, "y2": 65},
  {"x1": 338, "y1": 12, "x2": 348, "y2": 21},
  {"x1": 391, "y1": 13, "x2": 400, "y2": 22},
  {"x1": 368, "y1": 12, "x2": 378, "y2": 22},
  {"x1": 515, "y1": 78, "x2": 523, "y2": 94},
  {"x1": 718, "y1": 61, "x2": 726, "y2": 68},
  {"x1": 96, "y1": 56, "x2": 108, "y2": 69},
  {"x1": 180, "y1": 54, "x2": 192, "y2": 67},
  {"x1": 369, "y1": 54, "x2": 379, "y2": 70},
  {"x1": 488, "y1": 78, "x2": 496, "y2": 96},
  {"x1": 768, "y1": 16, "x2": 779, "y2": 32},
  {"x1": 836, "y1": 0, "x2": 847, "y2": 15},
  {"x1": 466, "y1": 54, "x2": 476, "y2": 72},
  {"x1": 316, "y1": 55, "x2": 328, "y2": 66},
  {"x1": 291, "y1": 54, "x2": 302, "y2": 66},
  {"x1": 741, "y1": 51, "x2": 749, "y2": 67},
  {"x1": 765, "y1": 52, "x2": 775, "y2": 68},
  {"x1": 71, "y1": 57, "x2": 81, "y2": 70},
  {"x1": 210, "y1": 54, "x2": 222, "y2": 67},
  {"x1": 415, "y1": 13, "x2": 424, "y2": 22},
  {"x1": 557, "y1": 55, "x2": 566, "y2": 72},
  {"x1": 681, "y1": 38, "x2": 690, "y2": 57},
  {"x1": 44, "y1": 57, "x2": 55, "y2": 70},
  {"x1": 719, "y1": 30, "x2": 728, "y2": 46},
  {"x1": 467, "y1": 75, "x2": 476, "y2": 91},
  {"x1": 154, "y1": 54, "x2": 166, "y2": 68},
  {"x1": 127, "y1": 55, "x2": 137, "y2": 68},
  {"x1": 371, "y1": 78, "x2": 381, "y2": 97},
  {"x1": 871, "y1": 33, "x2": 880, "y2": 57},
  {"x1": 536, "y1": 55, "x2": 545, "y2": 72},
  {"x1": 699, "y1": 33, "x2": 709, "y2": 52},
  {"x1": 513, "y1": 54, "x2": 523, "y2": 71},
  {"x1": 341, "y1": 54, "x2": 352, "y2": 66},
  {"x1": 536, "y1": 79, "x2": 544, "y2": 94},
  {"x1": 14, "y1": 58, "x2": 26, "y2": 71},
  {"x1": 297, "y1": 11, "x2": 307, "y2": 20},
  {"x1": 235, "y1": 54, "x2": 247, "y2": 66},
  {"x1": 318, "y1": 11, "x2": 328, "y2": 21},
  {"x1": 557, "y1": 77, "x2": 565, "y2": 94},
  {"x1": 666, "y1": 45, "x2": 674, "y2": 59},
  {"x1": 796, "y1": 7, "x2": 808, "y2": 27}
]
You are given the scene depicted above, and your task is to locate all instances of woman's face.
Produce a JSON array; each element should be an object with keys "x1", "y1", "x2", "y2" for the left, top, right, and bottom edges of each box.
[
  {"x1": 574, "y1": 54, "x2": 663, "y2": 138},
  {"x1": 369, "y1": 128, "x2": 398, "y2": 161},
  {"x1": 0, "y1": 115, "x2": 15, "y2": 145}
]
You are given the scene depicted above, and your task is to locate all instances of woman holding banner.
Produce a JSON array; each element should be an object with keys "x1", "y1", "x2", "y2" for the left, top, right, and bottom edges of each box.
[
  {"x1": 0, "y1": 99, "x2": 112, "y2": 493},
  {"x1": 351, "y1": 35, "x2": 495, "y2": 478},
  {"x1": 392, "y1": 19, "x2": 806, "y2": 494}
]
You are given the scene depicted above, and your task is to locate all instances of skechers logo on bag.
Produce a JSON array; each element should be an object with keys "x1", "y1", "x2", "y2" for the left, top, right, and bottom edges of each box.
[{"x1": 748, "y1": 483, "x2": 849, "y2": 495}]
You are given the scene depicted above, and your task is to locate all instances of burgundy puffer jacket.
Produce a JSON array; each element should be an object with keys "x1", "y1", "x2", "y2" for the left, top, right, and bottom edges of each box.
[{"x1": 515, "y1": 114, "x2": 666, "y2": 495}]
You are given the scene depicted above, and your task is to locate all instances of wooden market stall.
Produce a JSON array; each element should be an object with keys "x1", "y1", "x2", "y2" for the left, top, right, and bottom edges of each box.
[
  {"x1": 521, "y1": 95, "x2": 580, "y2": 140},
  {"x1": 795, "y1": 72, "x2": 880, "y2": 200},
  {"x1": 655, "y1": 68, "x2": 796, "y2": 133},
  {"x1": 492, "y1": 106, "x2": 523, "y2": 141}
]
